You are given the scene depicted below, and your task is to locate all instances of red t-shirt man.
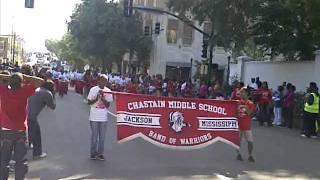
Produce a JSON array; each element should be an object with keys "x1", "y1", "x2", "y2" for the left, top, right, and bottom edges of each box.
[
  {"x1": 0, "y1": 82, "x2": 36, "y2": 131},
  {"x1": 238, "y1": 99, "x2": 256, "y2": 131}
]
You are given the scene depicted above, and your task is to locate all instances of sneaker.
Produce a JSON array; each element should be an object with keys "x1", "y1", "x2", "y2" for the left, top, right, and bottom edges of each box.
[
  {"x1": 90, "y1": 154, "x2": 97, "y2": 160},
  {"x1": 9, "y1": 160, "x2": 15, "y2": 174},
  {"x1": 33, "y1": 153, "x2": 47, "y2": 160},
  {"x1": 248, "y1": 156, "x2": 255, "y2": 162},
  {"x1": 236, "y1": 154, "x2": 243, "y2": 161},
  {"x1": 97, "y1": 155, "x2": 105, "y2": 161},
  {"x1": 310, "y1": 135, "x2": 318, "y2": 139},
  {"x1": 301, "y1": 134, "x2": 306, "y2": 138},
  {"x1": 28, "y1": 144, "x2": 34, "y2": 150}
]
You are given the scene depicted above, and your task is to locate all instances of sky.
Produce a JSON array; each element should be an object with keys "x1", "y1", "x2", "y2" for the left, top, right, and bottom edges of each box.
[{"x1": 0, "y1": 0, "x2": 80, "y2": 52}]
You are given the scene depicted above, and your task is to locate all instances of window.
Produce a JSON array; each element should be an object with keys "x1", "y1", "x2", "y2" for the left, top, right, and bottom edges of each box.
[
  {"x1": 146, "y1": 0, "x2": 154, "y2": 7},
  {"x1": 0, "y1": 41, "x2": 5, "y2": 51},
  {"x1": 134, "y1": 0, "x2": 144, "y2": 6},
  {"x1": 145, "y1": 14, "x2": 152, "y2": 26},
  {"x1": 182, "y1": 24, "x2": 193, "y2": 46},
  {"x1": 167, "y1": 19, "x2": 179, "y2": 44}
]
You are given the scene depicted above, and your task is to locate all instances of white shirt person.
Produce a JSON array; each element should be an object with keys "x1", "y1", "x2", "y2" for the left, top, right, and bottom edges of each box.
[{"x1": 87, "y1": 75, "x2": 113, "y2": 161}]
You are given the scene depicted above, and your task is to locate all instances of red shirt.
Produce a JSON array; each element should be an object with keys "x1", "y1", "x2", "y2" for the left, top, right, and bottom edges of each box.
[
  {"x1": 182, "y1": 86, "x2": 193, "y2": 98},
  {"x1": 238, "y1": 100, "x2": 255, "y2": 131},
  {"x1": 154, "y1": 80, "x2": 162, "y2": 90},
  {"x1": 0, "y1": 83, "x2": 36, "y2": 131},
  {"x1": 258, "y1": 89, "x2": 272, "y2": 105},
  {"x1": 168, "y1": 81, "x2": 176, "y2": 94},
  {"x1": 126, "y1": 83, "x2": 138, "y2": 94}
]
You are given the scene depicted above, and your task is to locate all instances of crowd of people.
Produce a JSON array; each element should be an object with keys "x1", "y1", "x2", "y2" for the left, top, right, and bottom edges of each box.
[
  {"x1": 69, "y1": 70, "x2": 319, "y2": 137},
  {"x1": 0, "y1": 65, "x2": 55, "y2": 179},
  {"x1": 0, "y1": 64, "x2": 319, "y2": 179}
]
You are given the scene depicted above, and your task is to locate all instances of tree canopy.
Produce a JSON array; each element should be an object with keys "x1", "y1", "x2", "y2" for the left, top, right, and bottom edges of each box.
[
  {"x1": 46, "y1": 0, "x2": 152, "y2": 72},
  {"x1": 168, "y1": 0, "x2": 320, "y2": 60},
  {"x1": 67, "y1": 0, "x2": 151, "y2": 71}
]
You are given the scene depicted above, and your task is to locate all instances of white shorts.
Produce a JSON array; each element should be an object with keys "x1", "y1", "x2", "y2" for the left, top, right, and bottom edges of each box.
[{"x1": 240, "y1": 130, "x2": 253, "y2": 142}]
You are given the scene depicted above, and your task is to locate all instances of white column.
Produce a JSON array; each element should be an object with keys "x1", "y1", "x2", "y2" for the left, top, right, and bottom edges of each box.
[
  {"x1": 314, "y1": 50, "x2": 320, "y2": 86},
  {"x1": 0, "y1": 0, "x2": 2, "y2": 34}
]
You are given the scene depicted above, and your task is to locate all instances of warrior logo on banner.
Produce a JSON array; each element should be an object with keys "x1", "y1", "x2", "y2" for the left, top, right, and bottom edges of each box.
[
  {"x1": 115, "y1": 94, "x2": 240, "y2": 150},
  {"x1": 169, "y1": 112, "x2": 190, "y2": 133}
]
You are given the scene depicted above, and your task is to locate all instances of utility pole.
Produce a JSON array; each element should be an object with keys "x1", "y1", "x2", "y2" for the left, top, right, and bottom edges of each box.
[{"x1": 12, "y1": 32, "x2": 16, "y2": 64}]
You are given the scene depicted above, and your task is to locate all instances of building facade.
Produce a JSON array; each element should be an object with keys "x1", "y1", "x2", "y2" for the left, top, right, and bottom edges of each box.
[
  {"x1": 0, "y1": 34, "x2": 25, "y2": 65},
  {"x1": 133, "y1": 0, "x2": 228, "y2": 82}
]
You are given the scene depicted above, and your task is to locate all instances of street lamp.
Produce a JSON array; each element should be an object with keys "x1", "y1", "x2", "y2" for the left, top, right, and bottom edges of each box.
[
  {"x1": 190, "y1": 58, "x2": 193, "y2": 81},
  {"x1": 226, "y1": 56, "x2": 231, "y2": 85}
]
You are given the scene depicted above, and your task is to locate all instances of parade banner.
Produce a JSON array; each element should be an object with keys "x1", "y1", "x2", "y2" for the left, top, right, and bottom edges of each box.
[{"x1": 115, "y1": 93, "x2": 240, "y2": 150}]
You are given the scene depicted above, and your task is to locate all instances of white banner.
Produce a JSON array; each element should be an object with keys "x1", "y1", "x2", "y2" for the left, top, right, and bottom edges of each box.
[
  {"x1": 197, "y1": 117, "x2": 238, "y2": 131},
  {"x1": 117, "y1": 111, "x2": 161, "y2": 128}
]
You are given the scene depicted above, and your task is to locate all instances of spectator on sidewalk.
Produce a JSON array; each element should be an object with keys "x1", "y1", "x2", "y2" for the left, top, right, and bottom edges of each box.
[
  {"x1": 237, "y1": 87, "x2": 256, "y2": 162},
  {"x1": 210, "y1": 82, "x2": 225, "y2": 100},
  {"x1": 249, "y1": 78, "x2": 258, "y2": 90},
  {"x1": 273, "y1": 86, "x2": 284, "y2": 126},
  {"x1": 301, "y1": 82, "x2": 319, "y2": 138},
  {"x1": 87, "y1": 75, "x2": 113, "y2": 161},
  {"x1": 283, "y1": 83, "x2": 295, "y2": 128},
  {"x1": 199, "y1": 81, "x2": 208, "y2": 99},
  {"x1": 0, "y1": 73, "x2": 44, "y2": 180}
]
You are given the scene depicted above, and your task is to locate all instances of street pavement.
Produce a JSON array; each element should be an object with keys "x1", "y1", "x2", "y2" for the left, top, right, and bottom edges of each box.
[{"x1": 22, "y1": 91, "x2": 320, "y2": 180}]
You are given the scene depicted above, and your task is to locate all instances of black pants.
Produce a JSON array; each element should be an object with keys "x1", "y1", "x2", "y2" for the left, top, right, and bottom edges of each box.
[
  {"x1": 0, "y1": 130, "x2": 28, "y2": 180},
  {"x1": 28, "y1": 118, "x2": 42, "y2": 157},
  {"x1": 258, "y1": 104, "x2": 272, "y2": 126},
  {"x1": 303, "y1": 112, "x2": 317, "y2": 137},
  {"x1": 283, "y1": 107, "x2": 294, "y2": 128}
]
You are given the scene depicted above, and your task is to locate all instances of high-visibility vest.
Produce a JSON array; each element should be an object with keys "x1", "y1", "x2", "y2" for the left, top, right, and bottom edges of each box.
[{"x1": 304, "y1": 93, "x2": 320, "y2": 113}]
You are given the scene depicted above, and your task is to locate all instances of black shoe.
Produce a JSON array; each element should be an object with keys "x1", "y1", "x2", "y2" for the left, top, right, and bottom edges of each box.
[
  {"x1": 248, "y1": 156, "x2": 255, "y2": 162},
  {"x1": 90, "y1": 154, "x2": 97, "y2": 160},
  {"x1": 97, "y1": 155, "x2": 105, "y2": 161},
  {"x1": 236, "y1": 154, "x2": 243, "y2": 161}
]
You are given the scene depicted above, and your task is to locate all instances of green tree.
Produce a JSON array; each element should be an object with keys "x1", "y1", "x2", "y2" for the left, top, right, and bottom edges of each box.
[
  {"x1": 167, "y1": 0, "x2": 258, "y2": 53},
  {"x1": 68, "y1": 0, "x2": 151, "y2": 72},
  {"x1": 45, "y1": 34, "x2": 88, "y2": 70},
  {"x1": 45, "y1": 39, "x2": 61, "y2": 58},
  {"x1": 250, "y1": 0, "x2": 320, "y2": 60}
]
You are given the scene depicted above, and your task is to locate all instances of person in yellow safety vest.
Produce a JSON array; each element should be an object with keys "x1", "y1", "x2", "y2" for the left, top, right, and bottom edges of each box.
[{"x1": 301, "y1": 82, "x2": 320, "y2": 138}]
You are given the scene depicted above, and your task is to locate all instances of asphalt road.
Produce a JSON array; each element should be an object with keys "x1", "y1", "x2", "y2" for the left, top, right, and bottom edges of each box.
[{"x1": 22, "y1": 92, "x2": 320, "y2": 180}]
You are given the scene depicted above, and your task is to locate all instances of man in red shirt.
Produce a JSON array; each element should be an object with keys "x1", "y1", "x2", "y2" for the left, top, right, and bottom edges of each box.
[
  {"x1": 0, "y1": 73, "x2": 43, "y2": 180},
  {"x1": 237, "y1": 87, "x2": 256, "y2": 162}
]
